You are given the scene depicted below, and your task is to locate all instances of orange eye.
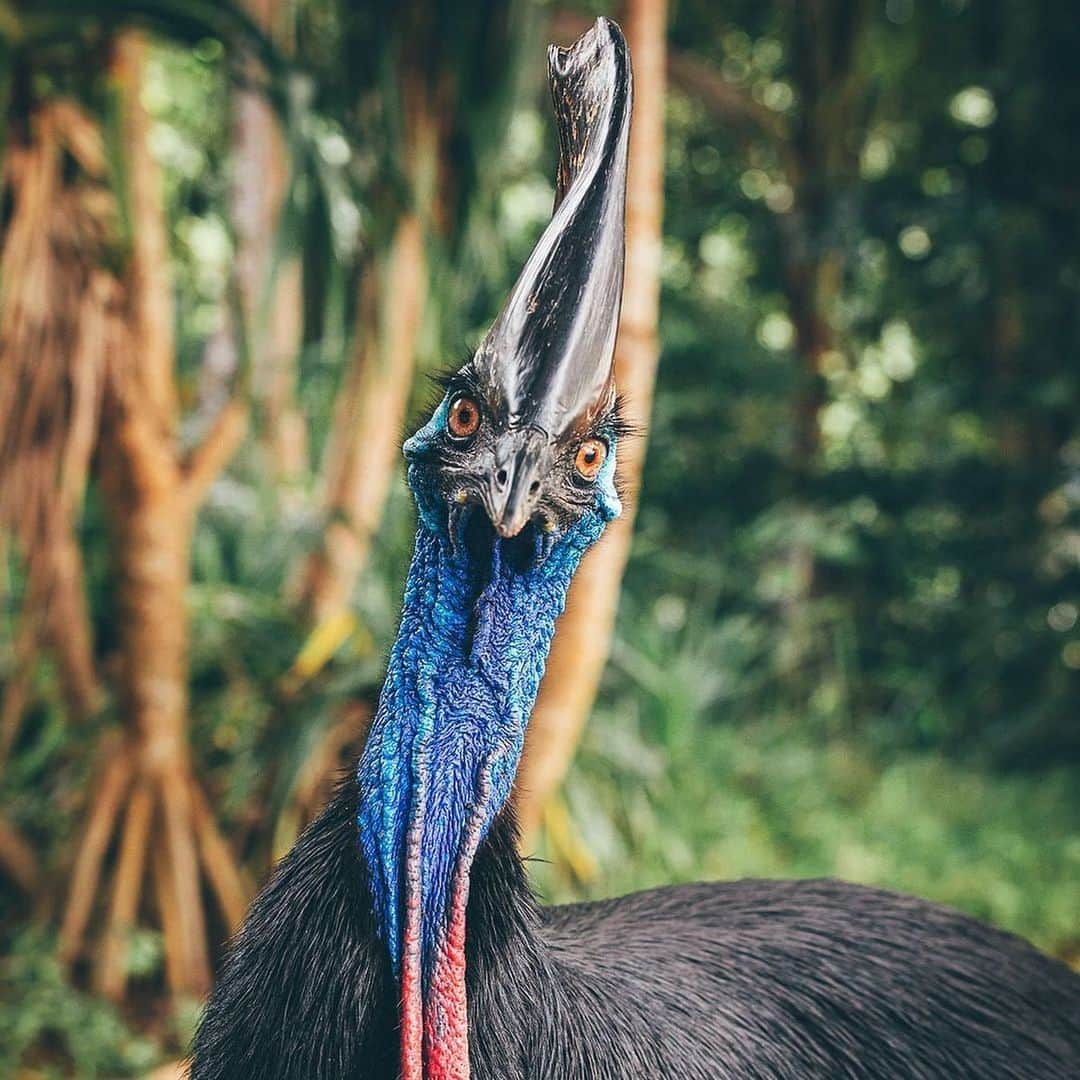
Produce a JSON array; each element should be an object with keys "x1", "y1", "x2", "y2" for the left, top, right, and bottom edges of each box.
[
  {"x1": 574, "y1": 438, "x2": 607, "y2": 481},
  {"x1": 447, "y1": 395, "x2": 481, "y2": 440}
]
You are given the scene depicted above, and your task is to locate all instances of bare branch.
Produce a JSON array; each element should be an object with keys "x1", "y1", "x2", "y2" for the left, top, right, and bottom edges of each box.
[
  {"x1": 552, "y1": 9, "x2": 796, "y2": 175},
  {"x1": 667, "y1": 49, "x2": 790, "y2": 148},
  {"x1": 0, "y1": 816, "x2": 39, "y2": 894},
  {"x1": 181, "y1": 398, "x2": 249, "y2": 509}
]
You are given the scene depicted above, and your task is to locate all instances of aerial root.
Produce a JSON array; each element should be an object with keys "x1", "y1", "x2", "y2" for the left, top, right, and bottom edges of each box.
[
  {"x1": 95, "y1": 778, "x2": 152, "y2": 998},
  {"x1": 58, "y1": 738, "x2": 251, "y2": 1001},
  {"x1": 58, "y1": 740, "x2": 133, "y2": 966},
  {"x1": 0, "y1": 565, "x2": 49, "y2": 768},
  {"x1": 159, "y1": 770, "x2": 209, "y2": 994},
  {"x1": 190, "y1": 782, "x2": 251, "y2": 933}
]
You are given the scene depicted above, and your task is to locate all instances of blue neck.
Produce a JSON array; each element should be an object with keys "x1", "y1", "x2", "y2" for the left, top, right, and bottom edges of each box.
[{"x1": 356, "y1": 494, "x2": 609, "y2": 983}]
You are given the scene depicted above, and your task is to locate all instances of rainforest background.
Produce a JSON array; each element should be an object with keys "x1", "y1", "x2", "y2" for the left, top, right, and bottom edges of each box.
[{"x1": 1, "y1": 0, "x2": 1078, "y2": 1074}]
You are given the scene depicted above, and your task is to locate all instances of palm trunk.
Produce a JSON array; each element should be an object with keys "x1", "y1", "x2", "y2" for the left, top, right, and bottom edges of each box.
[
  {"x1": 296, "y1": 212, "x2": 427, "y2": 624},
  {"x1": 293, "y1": 31, "x2": 443, "y2": 626},
  {"x1": 514, "y1": 0, "x2": 668, "y2": 840},
  {"x1": 232, "y1": 0, "x2": 306, "y2": 483}
]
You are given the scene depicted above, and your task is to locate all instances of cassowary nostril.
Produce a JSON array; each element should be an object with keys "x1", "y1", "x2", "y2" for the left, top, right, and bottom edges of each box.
[
  {"x1": 496, "y1": 468, "x2": 508, "y2": 487},
  {"x1": 529, "y1": 480, "x2": 540, "y2": 495}
]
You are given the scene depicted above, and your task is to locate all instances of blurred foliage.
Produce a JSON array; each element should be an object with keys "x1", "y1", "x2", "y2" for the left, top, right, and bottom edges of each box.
[
  {"x1": 1, "y1": 0, "x2": 1079, "y2": 1072},
  {"x1": 534, "y1": 592, "x2": 1080, "y2": 954}
]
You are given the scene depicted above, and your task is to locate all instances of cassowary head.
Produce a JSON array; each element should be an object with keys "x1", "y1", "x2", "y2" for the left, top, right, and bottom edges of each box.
[{"x1": 404, "y1": 16, "x2": 631, "y2": 562}]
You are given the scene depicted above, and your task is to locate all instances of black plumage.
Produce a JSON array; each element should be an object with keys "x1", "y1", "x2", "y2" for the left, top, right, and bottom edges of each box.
[{"x1": 191, "y1": 780, "x2": 1080, "y2": 1078}]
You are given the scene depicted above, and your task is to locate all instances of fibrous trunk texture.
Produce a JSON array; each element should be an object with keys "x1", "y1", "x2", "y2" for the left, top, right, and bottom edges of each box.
[
  {"x1": 515, "y1": 0, "x2": 668, "y2": 840},
  {"x1": 0, "y1": 101, "x2": 109, "y2": 756}
]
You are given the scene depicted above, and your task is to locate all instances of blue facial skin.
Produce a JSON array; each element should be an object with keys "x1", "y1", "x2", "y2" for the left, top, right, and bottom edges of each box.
[{"x1": 356, "y1": 394, "x2": 620, "y2": 986}]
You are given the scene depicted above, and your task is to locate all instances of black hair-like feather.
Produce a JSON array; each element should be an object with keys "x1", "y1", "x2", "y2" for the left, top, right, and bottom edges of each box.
[{"x1": 191, "y1": 777, "x2": 1080, "y2": 1079}]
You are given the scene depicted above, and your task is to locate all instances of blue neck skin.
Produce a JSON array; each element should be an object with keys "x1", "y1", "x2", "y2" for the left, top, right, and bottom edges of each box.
[{"x1": 356, "y1": 396, "x2": 620, "y2": 988}]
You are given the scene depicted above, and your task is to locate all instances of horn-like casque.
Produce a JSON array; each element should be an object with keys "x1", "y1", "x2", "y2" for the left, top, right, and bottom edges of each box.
[{"x1": 473, "y1": 16, "x2": 632, "y2": 440}]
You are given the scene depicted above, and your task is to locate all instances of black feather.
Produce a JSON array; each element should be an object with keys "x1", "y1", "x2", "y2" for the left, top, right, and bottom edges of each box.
[{"x1": 191, "y1": 777, "x2": 1080, "y2": 1079}]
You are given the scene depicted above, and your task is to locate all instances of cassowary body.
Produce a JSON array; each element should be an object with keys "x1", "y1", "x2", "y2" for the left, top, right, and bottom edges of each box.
[
  {"x1": 192, "y1": 19, "x2": 1080, "y2": 1080},
  {"x1": 194, "y1": 790, "x2": 1080, "y2": 1078}
]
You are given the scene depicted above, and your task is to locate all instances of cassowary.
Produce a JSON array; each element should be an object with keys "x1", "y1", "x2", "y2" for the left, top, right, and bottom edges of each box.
[{"x1": 191, "y1": 18, "x2": 1080, "y2": 1080}]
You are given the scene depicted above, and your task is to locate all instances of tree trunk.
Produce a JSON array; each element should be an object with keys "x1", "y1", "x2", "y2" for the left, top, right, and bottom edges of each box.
[
  {"x1": 97, "y1": 449, "x2": 209, "y2": 993},
  {"x1": 231, "y1": 0, "x2": 306, "y2": 482},
  {"x1": 58, "y1": 33, "x2": 249, "y2": 1002},
  {"x1": 784, "y1": 0, "x2": 866, "y2": 462},
  {"x1": 514, "y1": 0, "x2": 668, "y2": 840},
  {"x1": 295, "y1": 212, "x2": 427, "y2": 624},
  {"x1": 292, "y1": 25, "x2": 445, "y2": 626},
  {"x1": 771, "y1": 1, "x2": 867, "y2": 649}
]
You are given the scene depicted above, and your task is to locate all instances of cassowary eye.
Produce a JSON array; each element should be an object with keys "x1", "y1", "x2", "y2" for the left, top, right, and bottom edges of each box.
[
  {"x1": 447, "y1": 396, "x2": 481, "y2": 440},
  {"x1": 574, "y1": 438, "x2": 607, "y2": 481}
]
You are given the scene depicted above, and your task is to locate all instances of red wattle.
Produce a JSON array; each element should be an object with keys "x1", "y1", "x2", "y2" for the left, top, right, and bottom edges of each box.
[
  {"x1": 422, "y1": 797, "x2": 480, "y2": 1080},
  {"x1": 424, "y1": 889, "x2": 471, "y2": 1080},
  {"x1": 422, "y1": 777, "x2": 489, "y2": 1080},
  {"x1": 400, "y1": 763, "x2": 493, "y2": 1079}
]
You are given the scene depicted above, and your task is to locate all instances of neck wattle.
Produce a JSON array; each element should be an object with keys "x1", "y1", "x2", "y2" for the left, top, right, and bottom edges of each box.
[{"x1": 357, "y1": 507, "x2": 607, "y2": 1080}]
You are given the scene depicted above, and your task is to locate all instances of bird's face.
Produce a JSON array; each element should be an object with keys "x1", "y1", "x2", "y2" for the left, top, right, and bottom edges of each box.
[
  {"x1": 404, "y1": 13, "x2": 630, "y2": 568},
  {"x1": 404, "y1": 365, "x2": 622, "y2": 567}
]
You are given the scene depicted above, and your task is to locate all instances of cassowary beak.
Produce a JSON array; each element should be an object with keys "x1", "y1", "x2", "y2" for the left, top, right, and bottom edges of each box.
[
  {"x1": 485, "y1": 428, "x2": 549, "y2": 538},
  {"x1": 474, "y1": 15, "x2": 631, "y2": 532}
]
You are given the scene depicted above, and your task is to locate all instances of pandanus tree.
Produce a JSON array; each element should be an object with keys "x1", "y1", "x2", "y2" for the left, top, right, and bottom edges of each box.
[
  {"x1": 63, "y1": 34, "x2": 252, "y2": 999},
  {"x1": 0, "y1": 2, "x2": 277, "y2": 998},
  {"x1": 0, "y1": 91, "x2": 109, "y2": 898},
  {"x1": 192, "y1": 20, "x2": 1080, "y2": 1080},
  {"x1": 0, "y1": 0, "x2": 537, "y2": 996}
]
